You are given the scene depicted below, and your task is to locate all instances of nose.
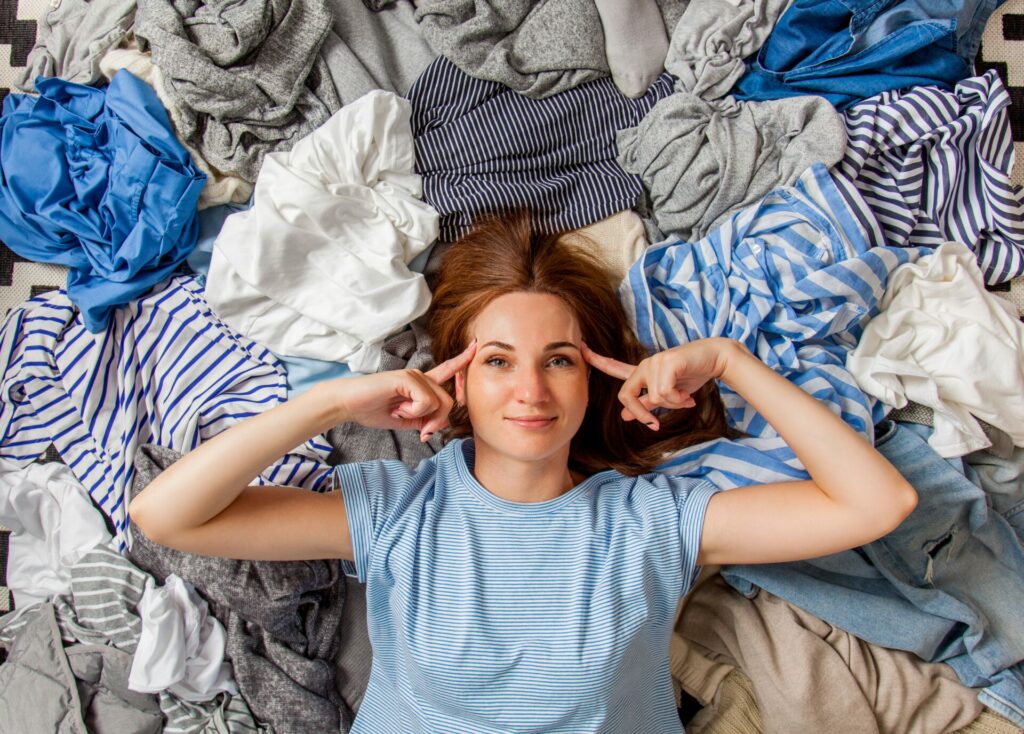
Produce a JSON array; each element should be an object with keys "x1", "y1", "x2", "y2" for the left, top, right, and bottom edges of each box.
[{"x1": 514, "y1": 364, "x2": 550, "y2": 404}]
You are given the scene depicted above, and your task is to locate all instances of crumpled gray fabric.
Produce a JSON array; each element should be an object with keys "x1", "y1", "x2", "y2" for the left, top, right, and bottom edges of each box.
[
  {"x1": 135, "y1": 0, "x2": 340, "y2": 182},
  {"x1": 413, "y1": 0, "x2": 688, "y2": 99},
  {"x1": 128, "y1": 444, "x2": 352, "y2": 734},
  {"x1": 617, "y1": 93, "x2": 847, "y2": 242},
  {"x1": 665, "y1": 0, "x2": 794, "y2": 100},
  {"x1": 0, "y1": 548, "x2": 263, "y2": 734},
  {"x1": 0, "y1": 603, "x2": 163, "y2": 734},
  {"x1": 321, "y1": 0, "x2": 436, "y2": 102},
  {"x1": 334, "y1": 574, "x2": 372, "y2": 714},
  {"x1": 13, "y1": 0, "x2": 137, "y2": 91},
  {"x1": 327, "y1": 319, "x2": 444, "y2": 468}
]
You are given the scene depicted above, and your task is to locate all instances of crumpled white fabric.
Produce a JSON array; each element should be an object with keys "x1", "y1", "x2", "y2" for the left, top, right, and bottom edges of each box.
[
  {"x1": 129, "y1": 574, "x2": 238, "y2": 702},
  {"x1": 848, "y1": 241, "x2": 1024, "y2": 457},
  {"x1": 205, "y1": 89, "x2": 438, "y2": 372},
  {"x1": 0, "y1": 460, "x2": 111, "y2": 608}
]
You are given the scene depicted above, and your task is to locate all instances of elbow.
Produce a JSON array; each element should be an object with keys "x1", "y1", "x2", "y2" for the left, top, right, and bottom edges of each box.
[
  {"x1": 128, "y1": 494, "x2": 171, "y2": 546},
  {"x1": 884, "y1": 479, "x2": 918, "y2": 533}
]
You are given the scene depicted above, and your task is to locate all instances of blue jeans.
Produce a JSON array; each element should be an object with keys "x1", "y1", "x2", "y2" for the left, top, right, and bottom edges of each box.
[
  {"x1": 966, "y1": 446, "x2": 1024, "y2": 544},
  {"x1": 723, "y1": 421, "x2": 1024, "y2": 725},
  {"x1": 733, "y1": 0, "x2": 1003, "y2": 109}
]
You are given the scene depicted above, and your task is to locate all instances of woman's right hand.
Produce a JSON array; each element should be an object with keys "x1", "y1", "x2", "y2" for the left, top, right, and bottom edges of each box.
[{"x1": 335, "y1": 340, "x2": 476, "y2": 441}]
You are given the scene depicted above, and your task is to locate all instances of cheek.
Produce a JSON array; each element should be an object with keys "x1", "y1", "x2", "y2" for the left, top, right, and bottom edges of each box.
[
  {"x1": 576, "y1": 379, "x2": 591, "y2": 412},
  {"x1": 559, "y1": 373, "x2": 591, "y2": 411},
  {"x1": 464, "y1": 372, "x2": 506, "y2": 411}
]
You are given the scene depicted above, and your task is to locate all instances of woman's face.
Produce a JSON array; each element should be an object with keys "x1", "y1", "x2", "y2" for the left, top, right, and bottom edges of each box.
[{"x1": 457, "y1": 291, "x2": 590, "y2": 466}]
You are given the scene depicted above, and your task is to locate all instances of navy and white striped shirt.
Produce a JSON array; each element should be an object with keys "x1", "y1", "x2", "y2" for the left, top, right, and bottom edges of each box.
[
  {"x1": 408, "y1": 57, "x2": 673, "y2": 243},
  {"x1": 837, "y1": 70, "x2": 1024, "y2": 285},
  {"x1": 0, "y1": 276, "x2": 333, "y2": 547},
  {"x1": 337, "y1": 438, "x2": 718, "y2": 733}
]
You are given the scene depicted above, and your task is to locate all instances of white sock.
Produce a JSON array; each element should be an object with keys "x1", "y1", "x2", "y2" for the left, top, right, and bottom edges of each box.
[{"x1": 593, "y1": 0, "x2": 669, "y2": 98}]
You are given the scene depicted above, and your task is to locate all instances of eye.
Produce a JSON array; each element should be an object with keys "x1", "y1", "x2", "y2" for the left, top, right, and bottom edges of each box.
[
  {"x1": 484, "y1": 356, "x2": 509, "y2": 368},
  {"x1": 547, "y1": 355, "x2": 575, "y2": 368}
]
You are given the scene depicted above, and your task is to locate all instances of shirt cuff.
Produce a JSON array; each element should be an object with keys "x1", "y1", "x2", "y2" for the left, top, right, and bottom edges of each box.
[
  {"x1": 334, "y1": 463, "x2": 373, "y2": 583},
  {"x1": 678, "y1": 480, "x2": 720, "y2": 596}
]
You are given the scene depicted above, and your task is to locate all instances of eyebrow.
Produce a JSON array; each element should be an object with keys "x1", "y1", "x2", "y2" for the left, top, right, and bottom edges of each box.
[{"x1": 479, "y1": 340, "x2": 580, "y2": 352}]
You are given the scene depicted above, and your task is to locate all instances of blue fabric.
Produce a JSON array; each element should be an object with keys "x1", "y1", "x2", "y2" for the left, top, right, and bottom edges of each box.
[
  {"x1": 276, "y1": 353, "x2": 358, "y2": 399},
  {"x1": 723, "y1": 422, "x2": 1024, "y2": 727},
  {"x1": 965, "y1": 446, "x2": 1024, "y2": 544},
  {"x1": 733, "y1": 0, "x2": 1003, "y2": 110},
  {"x1": 621, "y1": 163, "x2": 924, "y2": 487},
  {"x1": 336, "y1": 438, "x2": 718, "y2": 733},
  {"x1": 0, "y1": 71, "x2": 206, "y2": 332},
  {"x1": 185, "y1": 201, "x2": 251, "y2": 282}
]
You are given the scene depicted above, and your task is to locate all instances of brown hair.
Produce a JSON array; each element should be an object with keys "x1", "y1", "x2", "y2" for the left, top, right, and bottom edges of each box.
[{"x1": 426, "y1": 211, "x2": 730, "y2": 476}]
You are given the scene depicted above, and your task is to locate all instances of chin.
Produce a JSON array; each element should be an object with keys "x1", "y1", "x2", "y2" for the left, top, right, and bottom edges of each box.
[{"x1": 495, "y1": 427, "x2": 577, "y2": 460}]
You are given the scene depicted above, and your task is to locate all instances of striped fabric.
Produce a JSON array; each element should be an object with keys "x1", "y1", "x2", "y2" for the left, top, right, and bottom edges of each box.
[
  {"x1": 836, "y1": 70, "x2": 1024, "y2": 285},
  {"x1": 0, "y1": 276, "x2": 333, "y2": 548},
  {"x1": 408, "y1": 57, "x2": 674, "y2": 242},
  {"x1": 0, "y1": 546, "x2": 263, "y2": 733},
  {"x1": 337, "y1": 438, "x2": 718, "y2": 733},
  {"x1": 621, "y1": 163, "x2": 923, "y2": 489}
]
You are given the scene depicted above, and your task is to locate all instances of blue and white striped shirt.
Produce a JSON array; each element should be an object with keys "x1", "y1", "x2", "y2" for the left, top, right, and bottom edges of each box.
[
  {"x1": 622, "y1": 163, "x2": 924, "y2": 489},
  {"x1": 0, "y1": 276, "x2": 333, "y2": 547},
  {"x1": 337, "y1": 438, "x2": 718, "y2": 733}
]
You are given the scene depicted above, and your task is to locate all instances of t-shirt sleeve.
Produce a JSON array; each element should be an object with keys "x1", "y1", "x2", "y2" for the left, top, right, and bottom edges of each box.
[
  {"x1": 668, "y1": 476, "x2": 720, "y2": 597},
  {"x1": 333, "y1": 459, "x2": 417, "y2": 582}
]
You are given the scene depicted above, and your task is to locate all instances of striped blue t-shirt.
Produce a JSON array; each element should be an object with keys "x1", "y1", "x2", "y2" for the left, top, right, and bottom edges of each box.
[{"x1": 336, "y1": 438, "x2": 718, "y2": 733}]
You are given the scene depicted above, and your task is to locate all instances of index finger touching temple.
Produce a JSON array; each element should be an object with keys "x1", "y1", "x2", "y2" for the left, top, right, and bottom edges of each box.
[
  {"x1": 581, "y1": 342, "x2": 635, "y2": 381},
  {"x1": 426, "y1": 339, "x2": 477, "y2": 384}
]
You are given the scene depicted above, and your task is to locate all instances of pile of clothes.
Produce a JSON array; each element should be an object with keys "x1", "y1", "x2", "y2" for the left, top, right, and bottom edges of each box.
[{"x1": 0, "y1": 0, "x2": 1022, "y2": 732}]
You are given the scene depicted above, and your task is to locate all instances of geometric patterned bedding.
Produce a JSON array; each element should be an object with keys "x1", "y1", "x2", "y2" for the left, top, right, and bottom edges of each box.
[{"x1": 1, "y1": 0, "x2": 1024, "y2": 625}]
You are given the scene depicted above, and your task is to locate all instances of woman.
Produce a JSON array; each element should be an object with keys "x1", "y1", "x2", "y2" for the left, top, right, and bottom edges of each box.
[{"x1": 129, "y1": 213, "x2": 917, "y2": 733}]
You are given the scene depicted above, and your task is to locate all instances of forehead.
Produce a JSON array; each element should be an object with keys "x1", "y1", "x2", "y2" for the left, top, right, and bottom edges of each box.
[{"x1": 472, "y1": 292, "x2": 581, "y2": 344}]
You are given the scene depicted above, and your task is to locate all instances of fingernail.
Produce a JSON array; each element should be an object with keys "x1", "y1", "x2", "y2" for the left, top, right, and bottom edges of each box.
[{"x1": 421, "y1": 431, "x2": 433, "y2": 442}]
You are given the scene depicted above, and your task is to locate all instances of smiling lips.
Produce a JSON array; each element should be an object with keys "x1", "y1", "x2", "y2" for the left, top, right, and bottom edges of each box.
[{"x1": 505, "y1": 416, "x2": 557, "y2": 429}]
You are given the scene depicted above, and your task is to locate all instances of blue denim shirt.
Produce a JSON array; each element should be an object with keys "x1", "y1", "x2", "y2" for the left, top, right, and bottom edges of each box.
[{"x1": 734, "y1": 0, "x2": 1004, "y2": 109}]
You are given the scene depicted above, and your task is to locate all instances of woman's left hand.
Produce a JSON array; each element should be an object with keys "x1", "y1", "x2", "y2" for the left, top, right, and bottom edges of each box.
[{"x1": 582, "y1": 338, "x2": 740, "y2": 430}]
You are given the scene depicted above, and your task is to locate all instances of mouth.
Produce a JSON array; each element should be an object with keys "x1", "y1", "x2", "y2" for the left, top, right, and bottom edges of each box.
[{"x1": 505, "y1": 416, "x2": 557, "y2": 429}]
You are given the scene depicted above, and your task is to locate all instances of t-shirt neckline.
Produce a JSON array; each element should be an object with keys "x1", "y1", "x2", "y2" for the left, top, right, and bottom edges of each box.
[{"x1": 453, "y1": 438, "x2": 616, "y2": 515}]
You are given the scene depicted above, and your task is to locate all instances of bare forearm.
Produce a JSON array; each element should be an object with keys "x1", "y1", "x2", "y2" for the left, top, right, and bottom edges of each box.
[
  {"x1": 129, "y1": 381, "x2": 348, "y2": 534},
  {"x1": 717, "y1": 340, "x2": 913, "y2": 515}
]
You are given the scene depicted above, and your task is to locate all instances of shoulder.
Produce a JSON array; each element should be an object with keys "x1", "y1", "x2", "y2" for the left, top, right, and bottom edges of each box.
[
  {"x1": 591, "y1": 470, "x2": 718, "y2": 503},
  {"x1": 599, "y1": 470, "x2": 720, "y2": 533},
  {"x1": 332, "y1": 439, "x2": 464, "y2": 499}
]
